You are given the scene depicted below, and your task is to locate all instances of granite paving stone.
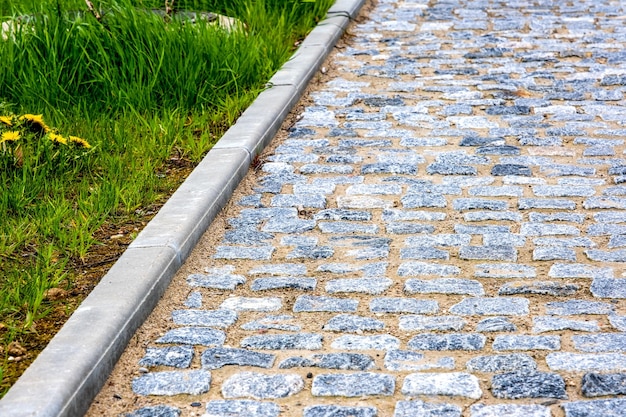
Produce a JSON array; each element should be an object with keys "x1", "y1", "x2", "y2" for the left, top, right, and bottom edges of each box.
[
  {"x1": 547, "y1": 352, "x2": 626, "y2": 372},
  {"x1": 449, "y1": 297, "x2": 529, "y2": 316},
  {"x1": 384, "y1": 350, "x2": 455, "y2": 371},
  {"x1": 581, "y1": 373, "x2": 626, "y2": 397},
  {"x1": 401, "y1": 372, "x2": 482, "y2": 399},
  {"x1": 304, "y1": 405, "x2": 377, "y2": 417},
  {"x1": 156, "y1": 327, "x2": 226, "y2": 347},
  {"x1": 491, "y1": 371, "x2": 567, "y2": 399},
  {"x1": 561, "y1": 399, "x2": 626, "y2": 417},
  {"x1": 331, "y1": 335, "x2": 400, "y2": 351},
  {"x1": 323, "y1": 314, "x2": 385, "y2": 332},
  {"x1": 204, "y1": 400, "x2": 280, "y2": 417},
  {"x1": 475, "y1": 317, "x2": 517, "y2": 332},
  {"x1": 222, "y1": 372, "x2": 304, "y2": 399},
  {"x1": 311, "y1": 373, "x2": 395, "y2": 397},
  {"x1": 241, "y1": 334, "x2": 323, "y2": 350},
  {"x1": 405, "y1": 278, "x2": 484, "y2": 296},
  {"x1": 139, "y1": 346, "x2": 194, "y2": 369},
  {"x1": 201, "y1": 347, "x2": 275, "y2": 369},
  {"x1": 393, "y1": 401, "x2": 461, "y2": 417},
  {"x1": 470, "y1": 404, "x2": 551, "y2": 417},
  {"x1": 408, "y1": 333, "x2": 486, "y2": 351},
  {"x1": 493, "y1": 335, "x2": 561, "y2": 351},
  {"x1": 126, "y1": 406, "x2": 180, "y2": 417},
  {"x1": 466, "y1": 354, "x2": 537, "y2": 373},
  {"x1": 132, "y1": 370, "x2": 211, "y2": 396}
]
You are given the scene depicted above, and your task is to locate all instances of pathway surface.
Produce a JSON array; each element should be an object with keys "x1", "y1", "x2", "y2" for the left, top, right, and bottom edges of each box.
[{"x1": 89, "y1": 0, "x2": 626, "y2": 415}]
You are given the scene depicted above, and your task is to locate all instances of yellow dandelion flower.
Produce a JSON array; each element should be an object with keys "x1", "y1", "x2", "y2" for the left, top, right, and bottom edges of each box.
[
  {"x1": 0, "y1": 116, "x2": 12, "y2": 126},
  {"x1": 68, "y1": 136, "x2": 91, "y2": 149},
  {"x1": 19, "y1": 113, "x2": 50, "y2": 133},
  {"x1": 1, "y1": 131, "x2": 20, "y2": 142},
  {"x1": 48, "y1": 132, "x2": 67, "y2": 145}
]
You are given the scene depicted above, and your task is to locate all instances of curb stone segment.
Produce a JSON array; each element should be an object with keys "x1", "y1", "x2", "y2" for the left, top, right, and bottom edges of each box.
[{"x1": 0, "y1": 0, "x2": 366, "y2": 415}]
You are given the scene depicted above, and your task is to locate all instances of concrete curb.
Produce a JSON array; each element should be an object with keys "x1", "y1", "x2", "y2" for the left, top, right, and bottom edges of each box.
[{"x1": 0, "y1": 1, "x2": 365, "y2": 416}]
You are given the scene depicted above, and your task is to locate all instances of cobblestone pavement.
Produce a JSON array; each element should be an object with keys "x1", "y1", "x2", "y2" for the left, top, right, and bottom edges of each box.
[{"x1": 92, "y1": 0, "x2": 626, "y2": 415}]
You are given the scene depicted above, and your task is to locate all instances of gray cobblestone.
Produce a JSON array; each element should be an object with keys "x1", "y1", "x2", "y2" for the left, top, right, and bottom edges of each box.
[
  {"x1": 323, "y1": 314, "x2": 385, "y2": 333},
  {"x1": 533, "y1": 237, "x2": 595, "y2": 247},
  {"x1": 562, "y1": 399, "x2": 626, "y2": 417},
  {"x1": 471, "y1": 404, "x2": 551, "y2": 417},
  {"x1": 466, "y1": 354, "x2": 536, "y2": 373},
  {"x1": 450, "y1": 297, "x2": 529, "y2": 316},
  {"x1": 475, "y1": 263, "x2": 536, "y2": 278},
  {"x1": 404, "y1": 234, "x2": 470, "y2": 247},
  {"x1": 520, "y1": 222, "x2": 580, "y2": 236},
  {"x1": 475, "y1": 317, "x2": 517, "y2": 332},
  {"x1": 313, "y1": 353, "x2": 375, "y2": 371},
  {"x1": 220, "y1": 297, "x2": 281, "y2": 312},
  {"x1": 331, "y1": 334, "x2": 400, "y2": 351},
  {"x1": 312, "y1": 372, "x2": 395, "y2": 397},
  {"x1": 573, "y1": 333, "x2": 626, "y2": 353},
  {"x1": 304, "y1": 405, "x2": 377, "y2": 417},
  {"x1": 241, "y1": 334, "x2": 322, "y2": 350},
  {"x1": 156, "y1": 328, "x2": 225, "y2": 347},
  {"x1": 126, "y1": 405, "x2": 180, "y2": 417},
  {"x1": 582, "y1": 373, "x2": 626, "y2": 397},
  {"x1": 402, "y1": 372, "x2": 482, "y2": 399},
  {"x1": 222, "y1": 372, "x2": 303, "y2": 399},
  {"x1": 453, "y1": 198, "x2": 508, "y2": 211},
  {"x1": 326, "y1": 278, "x2": 393, "y2": 294},
  {"x1": 399, "y1": 315, "x2": 466, "y2": 331},
  {"x1": 499, "y1": 281, "x2": 579, "y2": 297},
  {"x1": 398, "y1": 261, "x2": 461, "y2": 276},
  {"x1": 545, "y1": 300, "x2": 614, "y2": 315},
  {"x1": 534, "y1": 316, "x2": 599, "y2": 333},
  {"x1": 408, "y1": 333, "x2": 486, "y2": 351},
  {"x1": 172, "y1": 309, "x2": 238, "y2": 327},
  {"x1": 204, "y1": 400, "x2": 279, "y2": 417},
  {"x1": 518, "y1": 198, "x2": 576, "y2": 210},
  {"x1": 241, "y1": 315, "x2": 301, "y2": 332},
  {"x1": 187, "y1": 271, "x2": 246, "y2": 290},
  {"x1": 491, "y1": 371, "x2": 566, "y2": 399},
  {"x1": 139, "y1": 346, "x2": 194, "y2": 369},
  {"x1": 533, "y1": 247, "x2": 577, "y2": 261},
  {"x1": 405, "y1": 279, "x2": 484, "y2": 296},
  {"x1": 370, "y1": 297, "x2": 439, "y2": 314},
  {"x1": 493, "y1": 335, "x2": 560, "y2": 351},
  {"x1": 394, "y1": 401, "x2": 461, "y2": 417},
  {"x1": 459, "y1": 246, "x2": 517, "y2": 261},
  {"x1": 455, "y1": 225, "x2": 511, "y2": 234},
  {"x1": 400, "y1": 246, "x2": 449, "y2": 260},
  {"x1": 214, "y1": 246, "x2": 275, "y2": 260},
  {"x1": 250, "y1": 277, "x2": 316, "y2": 291},
  {"x1": 132, "y1": 370, "x2": 211, "y2": 396},
  {"x1": 549, "y1": 263, "x2": 613, "y2": 279},
  {"x1": 248, "y1": 263, "x2": 306, "y2": 276},
  {"x1": 464, "y1": 212, "x2": 522, "y2": 222},
  {"x1": 293, "y1": 295, "x2": 358, "y2": 312},
  {"x1": 382, "y1": 209, "x2": 447, "y2": 222},
  {"x1": 384, "y1": 350, "x2": 454, "y2": 371},
  {"x1": 201, "y1": 347, "x2": 275, "y2": 370},
  {"x1": 547, "y1": 352, "x2": 626, "y2": 372}
]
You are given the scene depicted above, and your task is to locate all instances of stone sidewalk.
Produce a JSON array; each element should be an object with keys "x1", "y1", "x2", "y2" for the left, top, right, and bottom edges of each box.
[{"x1": 92, "y1": 0, "x2": 626, "y2": 415}]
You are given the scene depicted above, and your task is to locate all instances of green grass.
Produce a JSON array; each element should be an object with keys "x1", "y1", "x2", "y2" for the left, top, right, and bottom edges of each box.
[{"x1": 0, "y1": 0, "x2": 334, "y2": 395}]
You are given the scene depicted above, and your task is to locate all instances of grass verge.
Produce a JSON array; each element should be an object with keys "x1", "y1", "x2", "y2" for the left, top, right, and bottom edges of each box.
[{"x1": 0, "y1": 0, "x2": 334, "y2": 396}]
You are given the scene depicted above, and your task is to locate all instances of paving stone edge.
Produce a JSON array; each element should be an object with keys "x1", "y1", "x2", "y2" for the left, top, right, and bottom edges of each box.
[{"x1": 0, "y1": 1, "x2": 365, "y2": 415}]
